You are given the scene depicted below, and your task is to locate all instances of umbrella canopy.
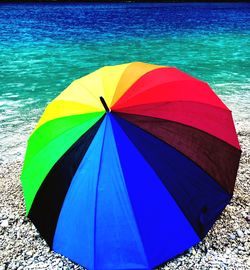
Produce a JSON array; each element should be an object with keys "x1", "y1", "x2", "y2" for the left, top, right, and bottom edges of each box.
[{"x1": 21, "y1": 62, "x2": 241, "y2": 270}]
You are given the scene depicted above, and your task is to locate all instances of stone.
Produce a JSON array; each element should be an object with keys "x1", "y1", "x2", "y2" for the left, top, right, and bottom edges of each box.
[
  {"x1": 236, "y1": 229, "x2": 244, "y2": 238},
  {"x1": 229, "y1": 233, "x2": 236, "y2": 240},
  {"x1": 26, "y1": 250, "x2": 33, "y2": 256},
  {"x1": 1, "y1": 219, "x2": 8, "y2": 227}
]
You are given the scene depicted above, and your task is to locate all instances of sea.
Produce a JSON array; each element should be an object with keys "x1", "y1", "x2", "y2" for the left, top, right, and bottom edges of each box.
[{"x1": 0, "y1": 3, "x2": 249, "y2": 162}]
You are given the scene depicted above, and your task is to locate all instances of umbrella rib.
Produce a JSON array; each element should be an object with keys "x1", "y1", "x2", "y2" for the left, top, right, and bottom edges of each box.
[
  {"x1": 112, "y1": 79, "x2": 200, "y2": 108},
  {"x1": 113, "y1": 100, "x2": 231, "y2": 113},
  {"x1": 112, "y1": 101, "x2": 239, "y2": 150},
  {"x1": 112, "y1": 112, "x2": 241, "y2": 195},
  {"x1": 112, "y1": 80, "x2": 228, "y2": 111},
  {"x1": 93, "y1": 117, "x2": 108, "y2": 269}
]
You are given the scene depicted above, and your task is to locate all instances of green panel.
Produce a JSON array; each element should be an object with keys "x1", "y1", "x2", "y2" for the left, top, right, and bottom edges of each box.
[{"x1": 21, "y1": 111, "x2": 104, "y2": 214}]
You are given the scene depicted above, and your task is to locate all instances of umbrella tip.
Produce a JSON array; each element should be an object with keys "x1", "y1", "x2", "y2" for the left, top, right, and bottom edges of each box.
[{"x1": 100, "y1": 96, "x2": 110, "y2": 113}]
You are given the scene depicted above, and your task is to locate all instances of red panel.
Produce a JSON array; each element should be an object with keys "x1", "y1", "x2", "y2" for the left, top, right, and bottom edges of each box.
[
  {"x1": 114, "y1": 112, "x2": 241, "y2": 194},
  {"x1": 112, "y1": 67, "x2": 228, "y2": 111},
  {"x1": 112, "y1": 101, "x2": 240, "y2": 149}
]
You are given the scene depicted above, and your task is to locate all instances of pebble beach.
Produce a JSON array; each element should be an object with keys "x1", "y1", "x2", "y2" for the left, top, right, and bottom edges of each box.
[
  {"x1": 0, "y1": 3, "x2": 250, "y2": 270},
  {"x1": 0, "y1": 113, "x2": 249, "y2": 270}
]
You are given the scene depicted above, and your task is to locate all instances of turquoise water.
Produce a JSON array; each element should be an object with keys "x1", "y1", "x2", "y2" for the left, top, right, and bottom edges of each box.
[{"x1": 0, "y1": 3, "x2": 250, "y2": 162}]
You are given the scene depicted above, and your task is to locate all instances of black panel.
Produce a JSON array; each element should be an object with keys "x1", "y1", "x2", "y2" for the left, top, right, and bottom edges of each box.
[{"x1": 28, "y1": 116, "x2": 104, "y2": 247}]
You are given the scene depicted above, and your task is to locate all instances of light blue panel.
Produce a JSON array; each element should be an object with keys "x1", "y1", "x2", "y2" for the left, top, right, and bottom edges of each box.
[
  {"x1": 53, "y1": 114, "x2": 148, "y2": 270},
  {"x1": 52, "y1": 117, "x2": 107, "y2": 269},
  {"x1": 94, "y1": 115, "x2": 149, "y2": 270},
  {"x1": 110, "y1": 114, "x2": 200, "y2": 269}
]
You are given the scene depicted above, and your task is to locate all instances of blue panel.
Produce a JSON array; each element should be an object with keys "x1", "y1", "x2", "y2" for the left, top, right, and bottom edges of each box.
[
  {"x1": 94, "y1": 115, "x2": 148, "y2": 270},
  {"x1": 113, "y1": 114, "x2": 231, "y2": 239},
  {"x1": 53, "y1": 114, "x2": 148, "y2": 270},
  {"x1": 110, "y1": 114, "x2": 200, "y2": 268},
  {"x1": 52, "y1": 117, "x2": 107, "y2": 269}
]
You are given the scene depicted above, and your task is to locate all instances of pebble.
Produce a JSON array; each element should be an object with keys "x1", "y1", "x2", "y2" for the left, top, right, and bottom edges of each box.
[
  {"x1": 191, "y1": 248, "x2": 196, "y2": 255},
  {"x1": 229, "y1": 233, "x2": 236, "y2": 240},
  {"x1": 236, "y1": 229, "x2": 244, "y2": 238},
  {"x1": 26, "y1": 250, "x2": 33, "y2": 256},
  {"x1": 1, "y1": 219, "x2": 9, "y2": 227}
]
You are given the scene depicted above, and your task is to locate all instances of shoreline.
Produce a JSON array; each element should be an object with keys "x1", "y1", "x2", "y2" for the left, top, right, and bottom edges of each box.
[
  {"x1": 0, "y1": 119, "x2": 249, "y2": 269},
  {"x1": 1, "y1": 91, "x2": 250, "y2": 165}
]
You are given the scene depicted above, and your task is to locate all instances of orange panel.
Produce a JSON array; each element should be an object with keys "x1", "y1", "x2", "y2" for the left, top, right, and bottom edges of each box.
[{"x1": 111, "y1": 62, "x2": 162, "y2": 106}]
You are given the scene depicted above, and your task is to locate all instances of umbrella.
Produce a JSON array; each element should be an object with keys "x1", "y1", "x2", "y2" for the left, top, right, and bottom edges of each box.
[{"x1": 21, "y1": 62, "x2": 241, "y2": 270}]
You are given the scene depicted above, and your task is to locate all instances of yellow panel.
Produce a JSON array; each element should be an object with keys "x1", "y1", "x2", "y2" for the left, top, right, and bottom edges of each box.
[
  {"x1": 34, "y1": 100, "x2": 104, "y2": 131},
  {"x1": 111, "y1": 62, "x2": 162, "y2": 107},
  {"x1": 55, "y1": 79, "x2": 102, "y2": 109},
  {"x1": 100, "y1": 63, "x2": 130, "y2": 107},
  {"x1": 76, "y1": 68, "x2": 105, "y2": 99},
  {"x1": 33, "y1": 62, "x2": 163, "y2": 133}
]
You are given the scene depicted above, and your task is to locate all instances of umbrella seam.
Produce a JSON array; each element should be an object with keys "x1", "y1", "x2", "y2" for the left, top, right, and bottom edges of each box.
[
  {"x1": 110, "y1": 62, "x2": 162, "y2": 107},
  {"x1": 112, "y1": 107, "x2": 240, "y2": 150},
  {"x1": 111, "y1": 114, "x2": 201, "y2": 265},
  {"x1": 29, "y1": 112, "x2": 105, "y2": 142},
  {"x1": 26, "y1": 113, "x2": 105, "y2": 162},
  {"x1": 111, "y1": 69, "x2": 192, "y2": 108},
  {"x1": 35, "y1": 104, "x2": 105, "y2": 132},
  {"x1": 112, "y1": 113, "x2": 213, "y2": 239},
  {"x1": 47, "y1": 99, "x2": 103, "y2": 109},
  {"x1": 113, "y1": 99, "x2": 231, "y2": 113},
  {"x1": 22, "y1": 114, "x2": 104, "y2": 214},
  {"x1": 110, "y1": 115, "x2": 150, "y2": 269},
  {"x1": 113, "y1": 112, "x2": 241, "y2": 195},
  {"x1": 112, "y1": 79, "x2": 219, "y2": 109},
  {"x1": 76, "y1": 78, "x2": 100, "y2": 100},
  {"x1": 93, "y1": 116, "x2": 108, "y2": 270},
  {"x1": 110, "y1": 61, "x2": 135, "y2": 107}
]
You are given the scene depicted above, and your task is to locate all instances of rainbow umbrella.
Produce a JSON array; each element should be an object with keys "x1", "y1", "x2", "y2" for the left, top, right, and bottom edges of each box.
[{"x1": 21, "y1": 62, "x2": 241, "y2": 270}]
